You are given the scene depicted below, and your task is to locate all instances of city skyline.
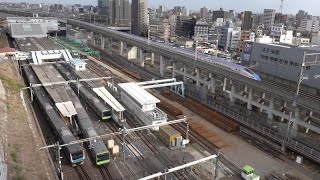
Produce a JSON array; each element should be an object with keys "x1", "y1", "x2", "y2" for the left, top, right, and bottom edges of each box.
[{"x1": 2, "y1": 0, "x2": 320, "y2": 15}]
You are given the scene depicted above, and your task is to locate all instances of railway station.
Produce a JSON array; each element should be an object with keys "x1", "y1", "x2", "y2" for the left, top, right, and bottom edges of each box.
[{"x1": 0, "y1": 8, "x2": 319, "y2": 180}]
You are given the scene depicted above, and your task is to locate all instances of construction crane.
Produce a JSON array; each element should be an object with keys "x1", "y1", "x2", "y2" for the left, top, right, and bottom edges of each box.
[{"x1": 280, "y1": 0, "x2": 284, "y2": 14}]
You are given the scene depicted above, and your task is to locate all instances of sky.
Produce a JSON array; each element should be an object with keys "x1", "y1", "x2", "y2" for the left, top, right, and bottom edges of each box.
[{"x1": 4, "y1": 0, "x2": 320, "y2": 15}]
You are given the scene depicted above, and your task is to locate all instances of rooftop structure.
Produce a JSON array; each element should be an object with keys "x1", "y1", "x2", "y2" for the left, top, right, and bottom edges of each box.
[
  {"x1": 10, "y1": 24, "x2": 47, "y2": 38},
  {"x1": 70, "y1": 58, "x2": 87, "y2": 71}
]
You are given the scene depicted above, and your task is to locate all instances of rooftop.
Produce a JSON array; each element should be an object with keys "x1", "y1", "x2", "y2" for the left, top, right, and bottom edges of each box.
[{"x1": 71, "y1": 58, "x2": 86, "y2": 65}]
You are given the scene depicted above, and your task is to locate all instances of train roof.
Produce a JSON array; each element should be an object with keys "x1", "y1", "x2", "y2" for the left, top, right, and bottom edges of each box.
[
  {"x1": 93, "y1": 87, "x2": 125, "y2": 112},
  {"x1": 118, "y1": 82, "x2": 160, "y2": 106}
]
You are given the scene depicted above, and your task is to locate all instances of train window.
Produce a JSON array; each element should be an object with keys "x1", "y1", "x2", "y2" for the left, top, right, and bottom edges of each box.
[
  {"x1": 284, "y1": 60, "x2": 288, "y2": 65},
  {"x1": 97, "y1": 153, "x2": 110, "y2": 161},
  {"x1": 290, "y1": 61, "x2": 294, "y2": 66},
  {"x1": 244, "y1": 68, "x2": 255, "y2": 74},
  {"x1": 306, "y1": 66, "x2": 311, "y2": 70}
]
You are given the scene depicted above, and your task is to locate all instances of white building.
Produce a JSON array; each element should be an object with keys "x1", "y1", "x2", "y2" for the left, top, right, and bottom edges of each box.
[
  {"x1": 279, "y1": 31, "x2": 293, "y2": 44},
  {"x1": 301, "y1": 17, "x2": 320, "y2": 32},
  {"x1": 255, "y1": 35, "x2": 273, "y2": 44},
  {"x1": 311, "y1": 31, "x2": 320, "y2": 45},
  {"x1": 230, "y1": 30, "x2": 240, "y2": 50},
  {"x1": 194, "y1": 21, "x2": 209, "y2": 43},
  {"x1": 292, "y1": 37, "x2": 310, "y2": 45}
]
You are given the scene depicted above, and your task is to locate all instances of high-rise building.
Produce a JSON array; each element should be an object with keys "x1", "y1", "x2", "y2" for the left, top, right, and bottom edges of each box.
[
  {"x1": 131, "y1": 0, "x2": 148, "y2": 36},
  {"x1": 98, "y1": 0, "x2": 109, "y2": 16},
  {"x1": 242, "y1": 11, "x2": 252, "y2": 30},
  {"x1": 212, "y1": 8, "x2": 229, "y2": 22},
  {"x1": 200, "y1": 7, "x2": 208, "y2": 21},
  {"x1": 262, "y1": 9, "x2": 276, "y2": 29},
  {"x1": 109, "y1": 0, "x2": 130, "y2": 26}
]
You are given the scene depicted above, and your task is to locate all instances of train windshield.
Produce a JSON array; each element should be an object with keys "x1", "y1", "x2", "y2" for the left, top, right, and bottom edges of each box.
[
  {"x1": 72, "y1": 152, "x2": 83, "y2": 160},
  {"x1": 244, "y1": 68, "x2": 255, "y2": 75},
  {"x1": 103, "y1": 111, "x2": 112, "y2": 117},
  {"x1": 97, "y1": 153, "x2": 110, "y2": 161}
]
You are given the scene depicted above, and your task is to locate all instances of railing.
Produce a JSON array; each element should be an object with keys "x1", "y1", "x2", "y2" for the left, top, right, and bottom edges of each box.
[{"x1": 185, "y1": 88, "x2": 320, "y2": 164}]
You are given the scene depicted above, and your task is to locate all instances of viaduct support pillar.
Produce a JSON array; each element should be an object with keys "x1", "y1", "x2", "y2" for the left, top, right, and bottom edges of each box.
[
  {"x1": 247, "y1": 87, "x2": 253, "y2": 111},
  {"x1": 267, "y1": 96, "x2": 274, "y2": 125},
  {"x1": 209, "y1": 73, "x2": 216, "y2": 94},
  {"x1": 160, "y1": 55, "x2": 164, "y2": 77},
  {"x1": 292, "y1": 107, "x2": 300, "y2": 137},
  {"x1": 151, "y1": 53, "x2": 155, "y2": 66},
  {"x1": 172, "y1": 61, "x2": 176, "y2": 78},
  {"x1": 101, "y1": 35, "x2": 105, "y2": 50},
  {"x1": 120, "y1": 41, "x2": 124, "y2": 54},
  {"x1": 139, "y1": 49, "x2": 144, "y2": 67},
  {"x1": 229, "y1": 81, "x2": 235, "y2": 105},
  {"x1": 195, "y1": 68, "x2": 201, "y2": 88},
  {"x1": 107, "y1": 38, "x2": 112, "y2": 52},
  {"x1": 183, "y1": 64, "x2": 187, "y2": 83}
]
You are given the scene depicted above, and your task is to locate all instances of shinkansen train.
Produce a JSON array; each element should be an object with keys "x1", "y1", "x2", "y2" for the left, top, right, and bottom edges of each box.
[{"x1": 67, "y1": 19, "x2": 261, "y2": 81}]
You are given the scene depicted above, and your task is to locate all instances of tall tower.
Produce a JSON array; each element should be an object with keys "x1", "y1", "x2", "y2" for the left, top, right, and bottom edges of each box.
[
  {"x1": 131, "y1": 0, "x2": 148, "y2": 36},
  {"x1": 280, "y1": 0, "x2": 284, "y2": 14}
]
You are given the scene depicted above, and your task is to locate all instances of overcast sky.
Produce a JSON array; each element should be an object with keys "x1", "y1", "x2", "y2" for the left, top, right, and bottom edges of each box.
[{"x1": 4, "y1": 0, "x2": 320, "y2": 15}]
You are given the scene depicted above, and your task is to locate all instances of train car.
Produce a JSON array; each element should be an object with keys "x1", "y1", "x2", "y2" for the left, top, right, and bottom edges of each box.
[
  {"x1": 55, "y1": 63, "x2": 112, "y2": 121},
  {"x1": 22, "y1": 63, "x2": 85, "y2": 165},
  {"x1": 68, "y1": 89, "x2": 111, "y2": 166}
]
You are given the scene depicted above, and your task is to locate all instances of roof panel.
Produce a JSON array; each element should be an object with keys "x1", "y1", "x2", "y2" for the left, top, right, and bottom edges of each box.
[
  {"x1": 118, "y1": 83, "x2": 160, "y2": 106},
  {"x1": 93, "y1": 87, "x2": 125, "y2": 112}
]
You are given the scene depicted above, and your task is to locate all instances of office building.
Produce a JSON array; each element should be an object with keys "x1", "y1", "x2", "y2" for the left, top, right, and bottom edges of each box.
[
  {"x1": 194, "y1": 21, "x2": 209, "y2": 43},
  {"x1": 212, "y1": 8, "x2": 229, "y2": 22},
  {"x1": 109, "y1": 0, "x2": 130, "y2": 26},
  {"x1": 242, "y1": 11, "x2": 252, "y2": 30},
  {"x1": 131, "y1": 0, "x2": 148, "y2": 35},
  {"x1": 200, "y1": 7, "x2": 208, "y2": 21},
  {"x1": 262, "y1": 9, "x2": 276, "y2": 29},
  {"x1": 98, "y1": 0, "x2": 109, "y2": 16}
]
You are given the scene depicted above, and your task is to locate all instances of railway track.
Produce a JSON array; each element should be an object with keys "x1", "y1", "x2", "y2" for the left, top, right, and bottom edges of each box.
[
  {"x1": 88, "y1": 51, "x2": 241, "y2": 177},
  {"x1": 74, "y1": 166, "x2": 91, "y2": 180},
  {"x1": 99, "y1": 167, "x2": 113, "y2": 180}
]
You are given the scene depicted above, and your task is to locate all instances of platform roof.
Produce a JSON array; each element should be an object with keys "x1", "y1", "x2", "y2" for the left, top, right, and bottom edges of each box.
[
  {"x1": 118, "y1": 83, "x2": 160, "y2": 106},
  {"x1": 55, "y1": 101, "x2": 77, "y2": 117},
  {"x1": 11, "y1": 23, "x2": 47, "y2": 38},
  {"x1": 93, "y1": 87, "x2": 125, "y2": 112}
]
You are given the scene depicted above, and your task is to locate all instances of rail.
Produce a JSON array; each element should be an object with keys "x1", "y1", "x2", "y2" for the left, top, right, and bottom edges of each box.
[{"x1": 185, "y1": 88, "x2": 320, "y2": 164}]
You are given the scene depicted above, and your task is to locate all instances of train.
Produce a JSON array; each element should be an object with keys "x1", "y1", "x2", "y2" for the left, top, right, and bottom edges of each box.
[
  {"x1": 22, "y1": 62, "x2": 85, "y2": 165},
  {"x1": 55, "y1": 63, "x2": 112, "y2": 121},
  {"x1": 67, "y1": 19, "x2": 261, "y2": 81},
  {"x1": 66, "y1": 87, "x2": 111, "y2": 166}
]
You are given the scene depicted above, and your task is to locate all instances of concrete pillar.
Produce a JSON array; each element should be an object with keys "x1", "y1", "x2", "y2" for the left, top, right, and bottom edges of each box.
[
  {"x1": 172, "y1": 61, "x2": 176, "y2": 78},
  {"x1": 160, "y1": 55, "x2": 164, "y2": 77},
  {"x1": 93, "y1": 38, "x2": 96, "y2": 47},
  {"x1": 209, "y1": 73, "x2": 216, "y2": 94},
  {"x1": 139, "y1": 49, "x2": 144, "y2": 67},
  {"x1": 107, "y1": 38, "x2": 112, "y2": 51},
  {"x1": 291, "y1": 107, "x2": 300, "y2": 137},
  {"x1": 229, "y1": 81, "x2": 235, "y2": 104},
  {"x1": 268, "y1": 96, "x2": 274, "y2": 121},
  {"x1": 223, "y1": 78, "x2": 227, "y2": 91},
  {"x1": 183, "y1": 64, "x2": 187, "y2": 83},
  {"x1": 247, "y1": 87, "x2": 253, "y2": 110},
  {"x1": 127, "y1": 46, "x2": 138, "y2": 60},
  {"x1": 195, "y1": 68, "x2": 201, "y2": 88},
  {"x1": 120, "y1": 41, "x2": 124, "y2": 54},
  {"x1": 101, "y1": 35, "x2": 105, "y2": 50},
  {"x1": 244, "y1": 85, "x2": 248, "y2": 92},
  {"x1": 151, "y1": 53, "x2": 155, "y2": 66}
]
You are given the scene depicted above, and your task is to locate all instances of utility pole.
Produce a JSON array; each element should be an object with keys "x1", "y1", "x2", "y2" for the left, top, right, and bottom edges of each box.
[
  {"x1": 194, "y1": 31, "x2": 198, "y2": 67},
  {"x1": 215, "y1": 32, "x2": 220, "y2": 58}
]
